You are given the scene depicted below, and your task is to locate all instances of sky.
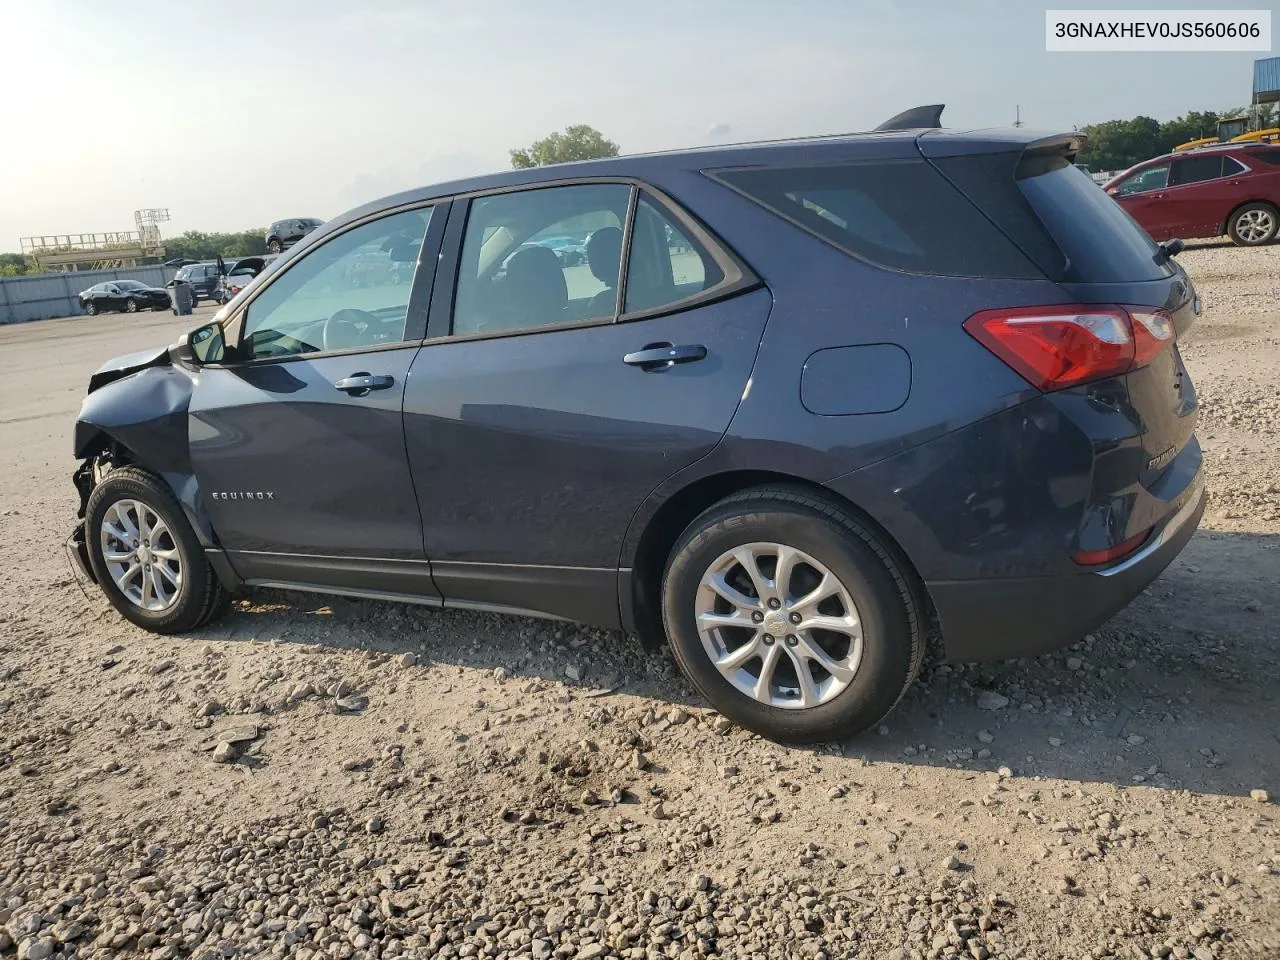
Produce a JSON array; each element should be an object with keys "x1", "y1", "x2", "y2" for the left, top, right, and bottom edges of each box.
[{"x1": 0, "y1": 0, "x2": 1271, "y2": 248}]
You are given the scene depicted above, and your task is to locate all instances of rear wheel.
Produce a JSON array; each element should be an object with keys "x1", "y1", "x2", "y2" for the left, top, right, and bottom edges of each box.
[
  {"x1": 86, "y1": 467, "x2": 231, "y2": 634},
  {"x1": 84, "y1": 301, "x2": 97, "y2": 316},
  {"x1": 124, "y1": 297, "x2": 138, "y2": 313},
  {"x1": 1228, "y1": 202, "x2": 1278, "y2": 246},
  {"x1": 661, "y1": 486, "x2": 925, "y2": 743}
]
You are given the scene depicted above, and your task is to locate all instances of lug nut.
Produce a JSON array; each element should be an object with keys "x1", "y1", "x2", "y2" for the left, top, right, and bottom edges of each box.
[
  {"x1": 762, "y1": 634, "x2": 775, "y2": 645},
  {"x1": 789, "y1": 612, "x2": 802, "y2": 624},
  {"x1": 751, "y1": 611, "x2": 764, "y2": 623},
  {"x1": 767, "y1": 598, "x2": 781, "y2": 610},
  {"x1": 785, "y1": 635, "x2": 798, "y2": 647}
]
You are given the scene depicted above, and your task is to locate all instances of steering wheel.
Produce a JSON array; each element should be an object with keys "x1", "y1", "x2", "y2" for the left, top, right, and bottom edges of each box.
[{"x1": 322, "y1": 308, "x2": 377, "y2": 351}]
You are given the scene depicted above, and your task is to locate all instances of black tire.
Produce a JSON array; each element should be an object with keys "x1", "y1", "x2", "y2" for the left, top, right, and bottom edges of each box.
[
  {"x1": 85, "y1": 466, "x2": 231, "y2": 634},
  {"x1": 267, "y1": 238, "x2": 282, "y2": 254},
  {"x1": 661, "y1": 486, "x2": 925, "y2": 743},
  {"x1": 124, "y1": 298, "x2": 138, "y2": 313},
  {"x1": 1227, "y1": 202, "x2": 1278, "y2": 246},
  {"x1": 84, "y1": 301, "x2": 97, "y2": 316}
]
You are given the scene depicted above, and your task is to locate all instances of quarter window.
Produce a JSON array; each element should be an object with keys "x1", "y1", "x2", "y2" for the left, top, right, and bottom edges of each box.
[
  {"x1": 452, "y1": 184, "x2": 630, "y2": 336},
  {"x1": 239, "y1": 207, "x2": 431, "y2": 360},
  {"x1": 624, "y1": 194, "x2": 722, "y2": 313},
  {"x1": 713, "y1": 160, "x2": 1040, "y2": 277},
  {"x1": 1113, "y1": 164, "x2": 1170, "y2": 196},
  {"x1": 1223, "y1": 156, "x2": 1248, "y2": 175}
]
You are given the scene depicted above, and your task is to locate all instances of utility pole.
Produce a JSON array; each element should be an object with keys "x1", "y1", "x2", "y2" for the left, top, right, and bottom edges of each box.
[{"x1": 1014, "y1": 105, "x2": 1024, "y2": 128}]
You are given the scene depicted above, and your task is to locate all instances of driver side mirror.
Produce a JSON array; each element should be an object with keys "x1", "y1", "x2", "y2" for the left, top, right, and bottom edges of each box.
[{"x1": 171, "y1": 321, "x2": 226, "y2": 366}]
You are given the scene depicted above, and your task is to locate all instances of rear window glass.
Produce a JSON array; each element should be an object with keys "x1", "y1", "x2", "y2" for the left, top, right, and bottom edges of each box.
[
  {"x1": 1016, "y1": 161, "x2": 1172, "y2": 282},
  {"x1": 712, "y1": 160, "x2": 1041, "y2": 278}
]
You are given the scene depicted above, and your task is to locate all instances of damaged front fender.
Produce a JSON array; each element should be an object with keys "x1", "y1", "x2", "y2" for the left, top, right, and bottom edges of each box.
[{"x1": 74, "y1": 363, "x2": 218, "y2": 547}]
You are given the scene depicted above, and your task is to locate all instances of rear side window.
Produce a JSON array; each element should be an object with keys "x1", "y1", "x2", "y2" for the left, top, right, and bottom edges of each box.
[
  {"x1": 713, "y1": 160, "x2": 1041, "y2": 278},
  {"x1": 1170, "y1": 155, "x2": 1224, "y2": 185}
]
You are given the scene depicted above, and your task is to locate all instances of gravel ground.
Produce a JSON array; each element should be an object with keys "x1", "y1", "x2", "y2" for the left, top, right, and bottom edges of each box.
[{"x1": 0, "y1": 247, "x2": 1277, "y2": 960}]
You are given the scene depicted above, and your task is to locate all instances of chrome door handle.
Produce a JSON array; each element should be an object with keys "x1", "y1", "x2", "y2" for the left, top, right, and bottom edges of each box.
[{"x1": 334, "y1": 373, "x2": 394, "y2": 396}]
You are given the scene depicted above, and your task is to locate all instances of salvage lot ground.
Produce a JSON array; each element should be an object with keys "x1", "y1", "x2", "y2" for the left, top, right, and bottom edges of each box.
[{"x1": 0, "y1": 245, "x2": 1277, "y2": 959}]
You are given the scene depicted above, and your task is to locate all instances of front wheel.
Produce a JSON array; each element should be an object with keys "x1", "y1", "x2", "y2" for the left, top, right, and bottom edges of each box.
[
  {"x1": 1228, "y1": 202, "x2": 1278, "y2": 246},
  {"x1": 124, "y1": 298, "x2": 138, "y2": 313},
  {"x1": 84, "y1": 301, "x2": 97, "y2": 316},
  {"x1": 85, "y1": 466, "x2": 231, "y2": 633},
  {"x1": 267, "y1": 239, "x2": 282, "y2": 254},
  {"x1": 661, "y1": 486, "x2": 925, "y2": 743}
]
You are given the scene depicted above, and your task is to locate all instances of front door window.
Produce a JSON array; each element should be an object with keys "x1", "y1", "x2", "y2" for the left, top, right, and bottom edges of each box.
[{"x1": 239, "y1": 208, "x2": 432, "y2": 359}]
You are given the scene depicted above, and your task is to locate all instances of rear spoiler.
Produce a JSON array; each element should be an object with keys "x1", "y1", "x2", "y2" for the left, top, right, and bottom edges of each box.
[{"x1": 874, "y1": 104, "x2": 945, "y2": 132}]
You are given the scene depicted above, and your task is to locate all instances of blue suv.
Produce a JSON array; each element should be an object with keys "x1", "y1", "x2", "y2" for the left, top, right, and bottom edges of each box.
[{"x1": 69, "y1": 108, "x2": 1204, "y2": 742}]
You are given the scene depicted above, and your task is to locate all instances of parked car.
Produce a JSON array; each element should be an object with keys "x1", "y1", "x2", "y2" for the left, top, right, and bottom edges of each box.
[
  {"x1": 68, "y1": 111, "x2": 1205, "y2": 743},
  {"x1": 265, "y1": 218, "x2": 324, "y2": 254},
  {"x1": 78, "y1": 280, "x2": 171, "y2": 315},
  {"x1": 1104, "y1": 143, "x2": 1280, "y2": 246},
  {"x1": 169, "y1": 262, "x2": 222, "y2": 303},
  {"x1": 215, "y1": 255, "x2": 275, "y2": 303}
]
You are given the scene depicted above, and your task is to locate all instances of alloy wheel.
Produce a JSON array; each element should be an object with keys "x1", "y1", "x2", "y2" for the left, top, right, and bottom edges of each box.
[
  {"x1": 1236, "y1": 208, "x2": 1275, "y2": 243},
  {"x1": 125, "y1": 298, "x2": 138, "y2": 313},
  {"x1": 99, "y1": 499, "x2": 182, "y2": 611},
  {"x1": 693, "y1": 542, "x2": 863, "y2": 709}
]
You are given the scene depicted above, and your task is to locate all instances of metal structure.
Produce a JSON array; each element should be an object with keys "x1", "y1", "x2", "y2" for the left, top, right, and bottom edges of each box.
[{"x1": 21, "y1": 208, "x2": 168, "y2": 272}]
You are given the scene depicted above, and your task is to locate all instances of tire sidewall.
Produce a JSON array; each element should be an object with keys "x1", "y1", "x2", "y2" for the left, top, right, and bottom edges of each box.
[
  {"x1": 86, "y1": 472, "x2": 204, "y2": 632},
  {"x1": 662, "y1": 505, "x2": 915, "y2": 743}
]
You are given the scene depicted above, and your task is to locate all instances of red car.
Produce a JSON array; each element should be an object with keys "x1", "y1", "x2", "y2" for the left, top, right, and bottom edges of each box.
[{"x1": 1104, "y1": 143, "x2": 1280, "y2": 246}]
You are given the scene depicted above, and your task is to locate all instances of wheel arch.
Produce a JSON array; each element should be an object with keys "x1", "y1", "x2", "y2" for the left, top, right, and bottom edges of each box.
[{"x1": 621, "y1": 469, "x2": 934, "y2": 650}]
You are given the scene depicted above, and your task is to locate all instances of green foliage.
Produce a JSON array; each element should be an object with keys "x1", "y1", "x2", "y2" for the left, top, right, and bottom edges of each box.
[
  {"x1": 1077, "y1": 109, "x2": 1239, "y2": 171},
  {"x1": 163, "y1": 229, "x2": 268, "y2": 261},
  {"x1": 510, "y1": 124, "x2": 620, "y2": 169},
  {"x1": 0, "y1": 252, "x2": 36, "y2": 276}
]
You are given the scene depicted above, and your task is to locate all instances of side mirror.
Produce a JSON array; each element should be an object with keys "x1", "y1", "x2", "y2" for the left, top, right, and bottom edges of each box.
[
  {"x1": 171, "y1": 321, "x2": 226, "y2": 366},
  {"x1": 1105, "y1": 187, "x2": 1119, "y2": 196},
  {"x1": 1156, "y1": 238, "x2": 1184, "y2": 262}
]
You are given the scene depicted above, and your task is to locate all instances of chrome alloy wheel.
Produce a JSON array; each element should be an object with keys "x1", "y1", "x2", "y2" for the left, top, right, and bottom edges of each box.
[
  {"x1": 693, "y1": 542, "x2": 863, "y2": 709},
  {"x1": 99, "y1": 499, "x2": 182, "y2": 611},
  {"x1": 1235, "y1": 208, "x2": 1275, "y2": 243}
]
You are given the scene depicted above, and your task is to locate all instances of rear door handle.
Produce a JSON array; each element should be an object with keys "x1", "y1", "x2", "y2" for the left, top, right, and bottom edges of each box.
[
  {"x1": 334, "y1": 373, "x2": 394, "y2": 396},
  {"x1": 623, "y1": 342, "x2": 707, "y2": 371}
]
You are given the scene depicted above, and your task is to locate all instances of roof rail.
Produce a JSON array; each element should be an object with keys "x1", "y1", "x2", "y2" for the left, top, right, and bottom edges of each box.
[{"x1": 874, "y1": 104, "x2": 945, "y2": 132}]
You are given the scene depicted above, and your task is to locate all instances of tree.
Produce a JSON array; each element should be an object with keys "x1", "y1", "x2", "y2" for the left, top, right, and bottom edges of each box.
[
  {"x1": 1076, "y1": 110, "x2": 1224, "y2": 171},
  {"x1": 0, "y1": 252, "x2": 38, "y2": 276},
  {"x1": 510, "y1": 124, "x2": 620, "y2": 169},
  {"x1": 162, "y1": 229, "x2": 267, "y2": 261}
]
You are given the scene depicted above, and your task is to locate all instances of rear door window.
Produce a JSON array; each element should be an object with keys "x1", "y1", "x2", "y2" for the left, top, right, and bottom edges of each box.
[
  {"x1": 624, "y1": 194, "x2": 722, "y2": 313},
  {"x1": 711, "y1": 160, "x2": 1041, "y2": 278},
  {"x1": 1169, "y1": 155, "x2": 1224, "y2": 186},
  {"x1": 452, "y1": 184, "x2": 630, "y2": 336}
]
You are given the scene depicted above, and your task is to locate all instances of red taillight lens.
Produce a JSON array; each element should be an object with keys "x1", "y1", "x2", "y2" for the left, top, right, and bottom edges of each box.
[
  {"x1": 1130, "y1": 309, "x2": 1175, "y2": 366},
  {"x1": 964, "y1": 305, "x2": 1175, "y2": 392},
  {"x1": 1073, "y1": 526, "x2": 1153, "y2": 566}
]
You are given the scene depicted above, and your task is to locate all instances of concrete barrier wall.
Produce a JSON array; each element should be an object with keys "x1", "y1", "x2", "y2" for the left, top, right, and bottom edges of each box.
[{"x1": 0, "y1": 266, "x2": 178, "y2": 324}]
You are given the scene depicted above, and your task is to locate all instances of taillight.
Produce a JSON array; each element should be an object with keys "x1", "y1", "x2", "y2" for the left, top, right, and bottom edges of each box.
[
  {"x1": 1130, "y1": 309, "x2": 1175, "y2": 366},
  {"x1": 964, "y1": 305, "x2": 1175, "y2": 392}
]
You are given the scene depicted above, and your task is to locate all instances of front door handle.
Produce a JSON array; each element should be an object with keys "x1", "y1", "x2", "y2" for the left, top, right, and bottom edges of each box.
[
  {"x1": 334, "y1": 373, "x2": 394, "y2": 396},
  {"x1": 623, "y1": 342, "x2": 707, "y2": 371}
]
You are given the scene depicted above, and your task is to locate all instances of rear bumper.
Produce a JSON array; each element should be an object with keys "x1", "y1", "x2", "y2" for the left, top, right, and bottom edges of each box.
[{"x1": 928, "y1": 480, "x2": 1205, "y2": 662}]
